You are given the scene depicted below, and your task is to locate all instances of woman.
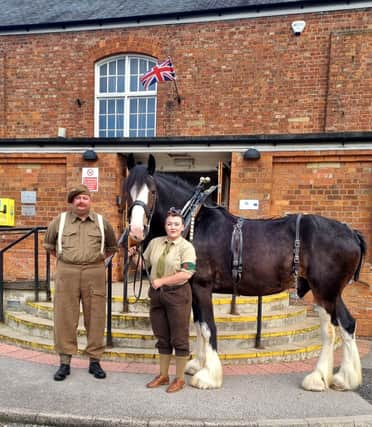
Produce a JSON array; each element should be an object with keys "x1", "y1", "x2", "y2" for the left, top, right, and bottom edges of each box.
[{"x1": 129, "y1": 207, "x2": 196, "y2": 393}]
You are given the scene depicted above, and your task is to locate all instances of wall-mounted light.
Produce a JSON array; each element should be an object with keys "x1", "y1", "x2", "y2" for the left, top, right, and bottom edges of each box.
[
  {"x1": 57, "y1": 127, "x2": 66, "y2": 138},
  {"x1": 243, "y1": 148, "x2": 260, "y2": 160},
  {"x1": 83, "y1": 149, "x2": 98, "y2": 161},
  {"x1": 291, "y1": 20, "x2": 306, "y2": 36}
]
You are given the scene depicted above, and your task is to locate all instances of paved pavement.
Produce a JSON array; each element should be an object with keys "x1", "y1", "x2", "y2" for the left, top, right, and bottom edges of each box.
[{"x1": 0, "y1": 340, "x2": 372, "y2": 427}]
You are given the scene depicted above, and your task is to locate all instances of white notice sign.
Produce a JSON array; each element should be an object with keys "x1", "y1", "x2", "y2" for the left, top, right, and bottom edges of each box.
[
  {"x1": 82, "y1": 168, "x2": 99, "y2": 192},
  {"x1": 239, "y1": 199, "x2": 259, "y2": 210}
]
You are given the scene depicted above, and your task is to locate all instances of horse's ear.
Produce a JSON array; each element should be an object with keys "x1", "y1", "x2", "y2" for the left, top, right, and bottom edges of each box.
[
  {"x1": 148, "y1": 155, "x2": 156, "y2": 176},
  {"x1": 127, "y1": 154, "x2": 135, "y2": 170}
]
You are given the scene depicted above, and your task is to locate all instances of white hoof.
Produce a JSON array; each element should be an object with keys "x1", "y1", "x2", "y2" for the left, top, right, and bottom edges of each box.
[
  {"x1": 302, "y1": 370, "x2": 328, "y2": 392},
  {"x1": 190, "y1": 368, "x2": 223, "y2": 389},
  {"x1": 331, "y1": 369, "x2": 362, "y2": 391},
  {"x1": 185, "y1": 357, "x2": 202, "y2": 376}
]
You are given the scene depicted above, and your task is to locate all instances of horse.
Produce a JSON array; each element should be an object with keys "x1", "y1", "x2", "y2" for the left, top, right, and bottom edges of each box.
[{"x1": 123, "y1": 154, "x2": 366, "y2": 391}]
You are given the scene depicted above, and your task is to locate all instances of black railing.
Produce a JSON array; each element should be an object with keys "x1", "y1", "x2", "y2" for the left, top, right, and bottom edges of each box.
[{"x1": 0, "y1": 227, "x2": 50, "y2": 321}]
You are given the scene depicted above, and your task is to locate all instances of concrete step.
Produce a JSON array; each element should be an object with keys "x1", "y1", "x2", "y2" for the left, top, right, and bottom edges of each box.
[
  {"x1": 23, "y1": 290, "x2": 290, "y2": 317},
  {"x1": 7, "y1": 302, "x2": 309, "y2": 338},
  {"x1": 0, "y1": 322, "x2": 327, "y2": 364},
  {"x1": 4, "y1": 310, "x2": 320, "y2": 350}
]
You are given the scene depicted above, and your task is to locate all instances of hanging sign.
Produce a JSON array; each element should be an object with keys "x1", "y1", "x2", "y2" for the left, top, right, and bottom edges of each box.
[{"x1": 82, "y1": 167, "x2": 99, "y2": 192}]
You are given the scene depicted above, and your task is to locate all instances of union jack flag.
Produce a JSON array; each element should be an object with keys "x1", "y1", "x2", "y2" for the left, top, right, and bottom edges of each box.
[{"x1": 140, "y1": 58, "x2": 176, "y2": 90}]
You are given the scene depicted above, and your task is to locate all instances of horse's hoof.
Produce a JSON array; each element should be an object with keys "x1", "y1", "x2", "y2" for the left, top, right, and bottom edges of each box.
[
  {"x1": 331, "y1": 371, "x2": 361, "y2": 391},
  {"x1": 302, "y1": 371, "x2": 327, "y2": 392},
  {"x1": 185, "y1": 358, "x2": 201, "y2": 376},
  {"x1": 189, "y1": 368, "x2": 223, "y2": 390}
]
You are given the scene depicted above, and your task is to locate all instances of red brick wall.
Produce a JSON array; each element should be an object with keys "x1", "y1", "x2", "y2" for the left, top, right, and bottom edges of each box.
[
  {"x1": 0, "y1": 9, "x2": 371, "y2": 137},
  {"x1": 0, "y1": 153, "x2": 125, "y2": 281}
]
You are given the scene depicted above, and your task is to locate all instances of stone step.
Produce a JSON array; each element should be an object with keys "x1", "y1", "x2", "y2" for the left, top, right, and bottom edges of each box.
[
  {"x1": 4, "y1": 310, "x2": 320, "y2": 350},
  {"x1": 0, "y1": 322, "x2": 326, "y2": 364},
  {"x1": 24, "y1": 290, "x2": 290, "y2": 317},
  {"x1": 7, "y1": 302, "x2": 308, "y2": 338}
]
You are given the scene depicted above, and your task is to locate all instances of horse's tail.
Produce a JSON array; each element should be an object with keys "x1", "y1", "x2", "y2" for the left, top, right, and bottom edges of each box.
[{"x1": 352, "y1": 229, "x2": 367, "y2": 281}]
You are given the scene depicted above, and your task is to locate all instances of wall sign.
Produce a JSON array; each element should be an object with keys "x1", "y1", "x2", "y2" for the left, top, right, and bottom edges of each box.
[{"x1": 82, "y1": 168, "x2": 99, "y2": 192}]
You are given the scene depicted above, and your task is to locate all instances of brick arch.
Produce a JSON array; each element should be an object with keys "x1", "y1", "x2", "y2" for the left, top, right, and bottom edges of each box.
[{"x1": 86, "y1": 35, "x2": 162, "y2": 63}]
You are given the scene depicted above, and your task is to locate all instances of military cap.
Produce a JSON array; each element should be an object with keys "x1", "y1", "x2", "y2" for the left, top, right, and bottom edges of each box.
[{"x1": 67, "y1": 184, "x2": 91, "y2": 203}]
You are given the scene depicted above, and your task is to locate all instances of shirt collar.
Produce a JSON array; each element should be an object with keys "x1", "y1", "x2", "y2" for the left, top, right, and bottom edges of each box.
[{"x1": 71, "y1": 211, "x2": 95, "y2": 222}]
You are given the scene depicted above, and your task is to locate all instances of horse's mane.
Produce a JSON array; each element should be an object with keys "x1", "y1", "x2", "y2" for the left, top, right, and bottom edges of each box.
[{"x1": 154, "y1": 172, "x2": 194, "y2": 193}]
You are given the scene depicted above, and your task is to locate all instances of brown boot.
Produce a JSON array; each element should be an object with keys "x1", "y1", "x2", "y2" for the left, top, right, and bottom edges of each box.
[
  {"x1": 146, "y1": 374, "x2": 170, "y2": 388},
  {"x1": 166, "y1": 377, "x2": 185, "y2": 393}
]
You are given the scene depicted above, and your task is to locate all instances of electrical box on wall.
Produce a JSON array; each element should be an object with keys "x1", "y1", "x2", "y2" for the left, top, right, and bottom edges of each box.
[{"x1": 0, "y1": 198, "x2": 15, "y2": 226}]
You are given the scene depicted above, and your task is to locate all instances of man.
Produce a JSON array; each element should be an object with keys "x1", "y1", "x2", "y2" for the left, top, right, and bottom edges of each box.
[{"x1": 44, "y1": 184, "x2": 117, "y2": 381}]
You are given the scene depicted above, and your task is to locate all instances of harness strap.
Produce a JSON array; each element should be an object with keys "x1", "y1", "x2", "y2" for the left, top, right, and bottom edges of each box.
[
  {"x1": 293, "y1": 214, "x2": 302, "y2": 288},
  {"x1": 57, "y1": 211, "x2": 105, "y2": 256},
  {"x1": 231, "y1": 217, "x2": 244, "y2": 284},
  {"x1": 182, "y1": 185, "x2": 218, "y2": 240}
]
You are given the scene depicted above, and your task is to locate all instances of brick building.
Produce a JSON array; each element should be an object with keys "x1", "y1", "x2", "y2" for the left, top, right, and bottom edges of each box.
[{"x1": 0, "y1": 1, "x2": 371, "y2": 334}]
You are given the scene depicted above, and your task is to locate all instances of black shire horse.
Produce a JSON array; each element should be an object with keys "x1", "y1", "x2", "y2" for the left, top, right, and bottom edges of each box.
[{"x1": 123, "y1": 154, "x2": 366, "y2": 391}]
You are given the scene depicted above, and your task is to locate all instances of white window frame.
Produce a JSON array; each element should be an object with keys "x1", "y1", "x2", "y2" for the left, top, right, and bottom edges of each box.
[{"x1": 94, "y1": 54, "x2": 157, "y2": 137}]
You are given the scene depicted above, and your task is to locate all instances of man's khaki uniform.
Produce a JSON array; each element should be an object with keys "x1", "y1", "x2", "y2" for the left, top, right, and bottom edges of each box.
[
  {"x1": 144, "y1": 236, "x2": 196, "y2": 357},
  {"x1": 44, "y1": 211, "x2": 117, "y2": 360}
]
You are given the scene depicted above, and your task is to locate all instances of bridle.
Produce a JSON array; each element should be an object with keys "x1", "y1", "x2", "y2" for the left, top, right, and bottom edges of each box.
[{"x1": 127, "y1": 178, "x2": 157, "y2": 241}]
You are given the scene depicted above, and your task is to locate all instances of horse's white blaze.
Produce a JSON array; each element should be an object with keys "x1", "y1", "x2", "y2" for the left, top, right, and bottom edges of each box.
[
  {"x1": 302, "y1": 306, "x2": 335, "y2": 391},
  {"x1": 129, "y1": 184, "x2": 149, "y2": 241},
  {"x1": 331, "y1": 324, "x2": 362, "y2": 391},
  {"x1": 189, "y1": 322, "x2": 223, "y2": 389}
]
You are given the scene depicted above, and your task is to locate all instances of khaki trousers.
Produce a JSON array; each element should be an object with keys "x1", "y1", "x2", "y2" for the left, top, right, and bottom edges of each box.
[
  {"x1": 149, "y1": 284, "x2": 192, "y2": 357},
  {"x1": 54, "y1": 260, "x2": 106, "y2": 360}
]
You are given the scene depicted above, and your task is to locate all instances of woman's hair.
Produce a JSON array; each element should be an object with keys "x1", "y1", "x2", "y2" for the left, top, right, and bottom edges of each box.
[{"x1": 166, "y1": 207, "x2": 184, "y2": 223}]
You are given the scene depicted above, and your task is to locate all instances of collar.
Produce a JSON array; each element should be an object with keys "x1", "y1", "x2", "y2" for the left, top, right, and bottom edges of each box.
[{"x1": 71, "y1": 211, "x2": 95, "y2": 222}]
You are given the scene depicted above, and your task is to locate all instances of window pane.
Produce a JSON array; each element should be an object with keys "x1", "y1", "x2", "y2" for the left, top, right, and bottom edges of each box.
[
  {"x1": 109, "y1": 61, "x2": 116, "y2": 75},
  {"x1": 99, "y1": 99, "x2": 107, "y2": 114},
  {"x1": 99, "y1": 115, "x2": 106, "y2": 129},
  {"x1": 139, "y1": 59, "x2": 148, "y2": 74},
  {"x1": 117, "y1": 76, "x2": 125, "y2": 92},
  {"x1": 148, "y1": 98, "x2": 155, "y2": 112},
  {"x1": 108, "y1": 100, "x2": 115, "y2": 114},
  {"x1": 118, "y1": 59, "x2": 125, "y2": 75},
  {"x1": 100, "y1": 64, "x2": 107, "y2": 76},
  {"x1": 117, "y1": 115, "x2": 124, "y2": 130},
  {"x1": 138, "y1": 98, "x2": 146, "y2": 113},
  {"x1": 99, "y1": 130, "x2": 106, "y2": 137},
  {"x1": 130, "y1": 58, "x2": 138, "y2": 74},
  {"x1": 100, "y1": 77, "x2": 107, "y2": 93},
  {"x1": 138, "y1": 129, "x2": 146, "y2": 137},
  {"x1": 130, "y1": 98, "x2": 137, "y2": 113},
  {"x1": 108, "y1": 115, "x2": 115, "y2": 129},
  {"x1": 148, "y1": 114, "x2": 155, "y2": 129},
  {"x1": 130, "y1": 75, "x2": 138, "y2": 92},
  {"x1": 117, "y1": 100, "x2": 124, "y2": 114},
  {"x1": 138, "y1": 114, "x2": 146, "y2": 129},
  {"x1": 107, "y1": 130, "x2": 115, "y2": 137},
  {"x1": 147, "y1": 128, "x2": 155, "y2": 137},
  {"x1": 129, "y1": 114, "x2": 137, "y2": 129},
  {"x1": 108, "y1": 76, "x2": 116, "y2": 92},
  {"x1": 117, "y1": 130, "x2": 124, "y2": 137}
]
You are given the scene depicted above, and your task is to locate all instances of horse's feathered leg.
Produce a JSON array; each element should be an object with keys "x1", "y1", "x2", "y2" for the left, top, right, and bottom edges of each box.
[
  {"x1": 189, "y1": 322, "x2": 223, "y2": 389},
  {"x1": 302, "y1": 306, "x2": 335, "y2": 391},
  {"x1": 185, "y1": 321, "x2": 204, "y2": 375},
  {"x1": 331, "y1": 297, "x2": 362, "y2": 390},
  {"x1": 186, "y1": 290, "x2": 223, "y2": 389}
]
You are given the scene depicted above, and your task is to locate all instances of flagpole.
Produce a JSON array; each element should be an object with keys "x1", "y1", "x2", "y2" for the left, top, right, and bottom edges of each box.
[
  {"x1": 168, "y1": 56, "x2": 181, "y2": 104},
  {"x1": 173, "y1": 80, "x2": 181, "y2": 104}
]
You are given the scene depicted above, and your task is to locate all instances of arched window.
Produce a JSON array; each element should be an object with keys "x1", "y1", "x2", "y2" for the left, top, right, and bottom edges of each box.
[{"x1": 95, "y1": 55, "x2": 157, "y2": 137}]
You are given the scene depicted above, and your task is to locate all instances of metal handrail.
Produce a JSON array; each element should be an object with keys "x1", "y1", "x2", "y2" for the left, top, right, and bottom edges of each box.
[{"x1": 0, "y1": 227, "x2": 50, "y2": 321}]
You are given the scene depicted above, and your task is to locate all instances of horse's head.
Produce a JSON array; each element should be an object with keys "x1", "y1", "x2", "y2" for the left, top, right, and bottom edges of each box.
[{"x1": 124, "y1": 154, "x2": 157, "y2": 242}]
